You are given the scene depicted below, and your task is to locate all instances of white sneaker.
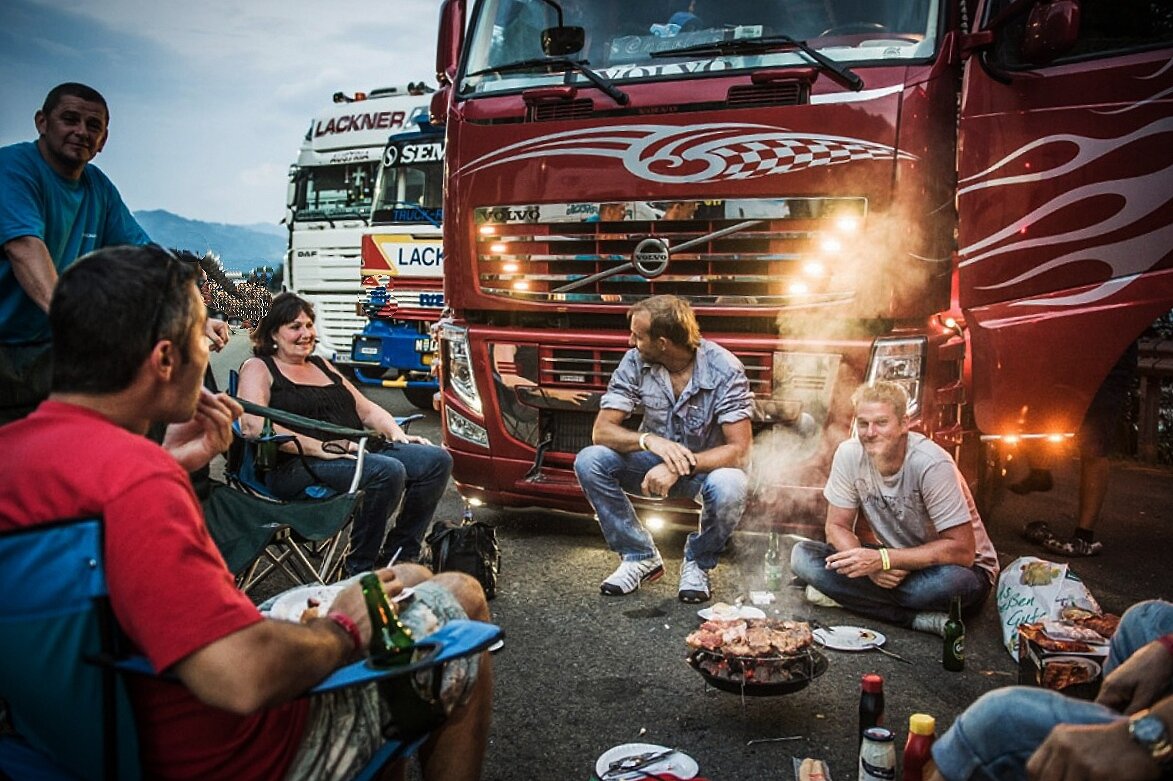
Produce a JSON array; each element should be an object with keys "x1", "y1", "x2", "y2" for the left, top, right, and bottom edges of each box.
[
  {"x1": 600, "y1": 554, "x2": 664, "y2": 596},
  {"x1": 678, "y1": 559, "x2": 711, "y2": 604},
  {"x1": 911, "y1": 611, "x2": 949, "y2": 637},
  {"x1": 804, "y1": 585, "x2": 842, "y2": 609}
]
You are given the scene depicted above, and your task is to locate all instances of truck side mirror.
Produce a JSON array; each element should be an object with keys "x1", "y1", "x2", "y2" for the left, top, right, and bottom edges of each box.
[
  {"x1": 435, "y1": 0, "x2": 466, "y2": 87},
  {"x1": 541, "y1": 25, "x2": 586, "y2": 56},
  {"x1": 1020, "y1": 0, "x2": 1081, "y2": 64}
]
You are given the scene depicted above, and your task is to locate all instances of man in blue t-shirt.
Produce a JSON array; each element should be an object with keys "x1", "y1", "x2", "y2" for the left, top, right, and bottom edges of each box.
[{"x1": 0, "y1": 82, "x2": 227, "y2": 423}]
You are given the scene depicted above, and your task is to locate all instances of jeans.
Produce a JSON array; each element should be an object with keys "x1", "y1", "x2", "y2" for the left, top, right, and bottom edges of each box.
[
  {"x1": 573, "y1": 445, "x2": 747, "y2": 569},
  {"x1": 790, "y1": 540, "x2": 991, "y2": 626},
  {"x1": 266, "y1": 442, "x2": 452, "y2": 573},
  {"x1": 932, "y1": 600, "x2": 1173, "y2": 781}
]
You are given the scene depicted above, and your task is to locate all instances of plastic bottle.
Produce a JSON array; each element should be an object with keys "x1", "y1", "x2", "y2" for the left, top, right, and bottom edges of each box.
[
  {"x1": 764, "y1": 531, "x2": 783, "y2": 590},
  {"x1": 858, "y1": 673, "x2": 885, "y2": 747},
  {"x1": 360, "y1": 572, "x2": 414, "y2": 667},
  {"x1": 902, "y1": 713, "x2": 936, "y2": 781},
  {"x1": 943, "y1": 596, "x2": 965, "y2": 672}
]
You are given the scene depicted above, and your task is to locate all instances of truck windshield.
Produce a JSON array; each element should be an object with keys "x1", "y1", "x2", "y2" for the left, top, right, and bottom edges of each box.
[
  {"x1": 371, "y1": 137, "x2": 445, "y2": 225},
  {"x1": 291, "y1": 162, "x2": 376, "y2": 223},
  {"x1": 461, "y1": 0, "x2": 939, "y2": 96}
]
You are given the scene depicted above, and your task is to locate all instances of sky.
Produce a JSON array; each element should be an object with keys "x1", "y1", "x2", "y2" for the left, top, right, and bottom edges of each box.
[{"x1": 1, "y1": 0, "x2": 442, "y2": 226}]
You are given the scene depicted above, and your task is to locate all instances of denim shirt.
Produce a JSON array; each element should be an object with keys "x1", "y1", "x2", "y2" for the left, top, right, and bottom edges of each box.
[{"x1": 600, "y1": 338, "x2": 752, "y2": 452}]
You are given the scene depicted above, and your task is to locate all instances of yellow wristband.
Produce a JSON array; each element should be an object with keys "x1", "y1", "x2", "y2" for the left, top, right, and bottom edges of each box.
[
  {"x1": 639, "y1": 432, "x2": 651, "y2": 451},
  {"x1": 879, "y1": 547, "x2": 891, "y2": 572}
]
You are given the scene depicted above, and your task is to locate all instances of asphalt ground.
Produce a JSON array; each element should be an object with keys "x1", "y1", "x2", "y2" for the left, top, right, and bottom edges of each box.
[{"x1": 211, "y1": 334, "x2": 1173, "y2": 780}]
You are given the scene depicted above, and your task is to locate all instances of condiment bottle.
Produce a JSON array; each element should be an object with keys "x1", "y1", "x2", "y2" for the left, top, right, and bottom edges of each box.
[
  {"x1": 764, "y1": 531, "x2": 783, "y2": 590},
  {"x1": 902, "y1": 713, "x2": 936, "y2": 781},
  {"x1": 943, "y1": 596, "x2": 965, "y2": 672},
  {"x1": 858, "y1": 673, "x2": 885, "y2": 747},
  {"x1": 859, "y1": 726, "x2": 896, "y2": 781},
  {"x1": 360, "y1": 572, "x2": 414, "y2": 667}
]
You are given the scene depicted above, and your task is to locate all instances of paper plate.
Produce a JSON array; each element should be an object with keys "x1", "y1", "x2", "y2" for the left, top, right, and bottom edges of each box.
[
  {"x1": 813, "y1": 625, "x2": 887, "y2": 651},
  {"x1": 267, "y1": 582, "x2": 414, "y2": 623},
  {"x1": 697, "y1": 604, "x2": 767, "y2": 621},
  {"x1": 594, "y1": 743, "x2": 698, "y2": 780}
]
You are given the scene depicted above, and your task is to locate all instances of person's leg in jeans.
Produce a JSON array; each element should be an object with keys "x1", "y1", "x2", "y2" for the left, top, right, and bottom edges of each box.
[
  {"x1": 1105, "y1": 599, "x2": 1173, "y2": 673},
  {"x1": 266, "y1": 452, "x2": 406, "y2": 574},
  {"x1": 680, "y1": 467, "x2": 747, "y2": 570},
  {"x1": 377, "y1": 442, "x2": 454, "y2": 563},
  {"x1": 790, "y1": 540, "x2": 989, "y2": 626},
  {"x1": 931, "y1": 687, "x2": 1121, "y2": 781},
  {"x1": 574, "y1": 445, "x2": 660, "y2": 560}
]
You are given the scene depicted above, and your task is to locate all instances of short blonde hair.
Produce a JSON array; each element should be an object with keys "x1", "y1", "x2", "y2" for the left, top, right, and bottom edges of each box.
[{"x1": 851, "y1": 381, "x2": 909, "y2": 418}]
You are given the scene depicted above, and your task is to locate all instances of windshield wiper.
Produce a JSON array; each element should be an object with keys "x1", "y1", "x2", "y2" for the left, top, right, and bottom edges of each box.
[
  {"x1": 465, "y1": 57, "x2": 629, "y2": 105},
  {"x1": 649, "y1": 34, "x2": 863, "y2": 92}
]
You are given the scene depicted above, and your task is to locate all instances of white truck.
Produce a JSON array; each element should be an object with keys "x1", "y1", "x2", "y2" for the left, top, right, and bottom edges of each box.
[{"x1": 283, "y1": 84, "x2": 432, "y2": 362}]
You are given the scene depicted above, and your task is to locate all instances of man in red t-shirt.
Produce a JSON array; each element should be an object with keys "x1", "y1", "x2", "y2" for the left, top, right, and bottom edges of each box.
[{"x1": 0, "y1": 245, "x2": 492, "y2": 781}]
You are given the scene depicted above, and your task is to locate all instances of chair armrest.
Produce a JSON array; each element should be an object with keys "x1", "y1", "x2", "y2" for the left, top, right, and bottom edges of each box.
[
  {"x1": 234, "y1": 398, "x2": 386, "y2": 447},
  {"x1": 310, "y1": 620, "x2": 502, "y2": 694},
  {"x1": 397, "y1": 414, "x2": 425, "y2": 433}
]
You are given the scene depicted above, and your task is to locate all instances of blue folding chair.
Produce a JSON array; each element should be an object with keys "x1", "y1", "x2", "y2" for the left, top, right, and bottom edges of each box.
[{"x1": 0, "y1": 517, "x2": 501, "y2": 781}]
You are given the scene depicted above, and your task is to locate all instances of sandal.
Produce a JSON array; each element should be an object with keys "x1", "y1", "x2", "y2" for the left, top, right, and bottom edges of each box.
[
  {"x1": 1021, "y1": 521, "x2": 1053, "y2": 545},
  {"x1": 1041, "y1": 536, "x2": 1103, "y2": 558}
]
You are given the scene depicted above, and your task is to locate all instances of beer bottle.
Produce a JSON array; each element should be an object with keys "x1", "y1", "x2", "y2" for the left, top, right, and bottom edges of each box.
[
  {"x1": 764, "y1": 531, "x2": 783, "y2": 590},
  {"x1": 256, "y1": 416, "x2": 277, "y2": 471},
  {"x1": 942, "y1": 596, "x2": 965, "y2": 672},
  {"x1": 858, "y1": 673, "x2": 884, "y2": 748},
  {"x1": 360, "y1": 572, "x2": 414, "y2": 667}
]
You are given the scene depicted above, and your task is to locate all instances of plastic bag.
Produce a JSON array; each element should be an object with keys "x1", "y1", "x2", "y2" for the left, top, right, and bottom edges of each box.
[{"x1": 995, "y1": 556, "x2": 1101, "y2": 660}]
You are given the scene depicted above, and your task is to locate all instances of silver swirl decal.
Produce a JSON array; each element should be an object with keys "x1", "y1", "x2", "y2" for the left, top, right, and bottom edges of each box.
[{"x1": 457, "y1": 123, "x2": 913, "y2": 183}]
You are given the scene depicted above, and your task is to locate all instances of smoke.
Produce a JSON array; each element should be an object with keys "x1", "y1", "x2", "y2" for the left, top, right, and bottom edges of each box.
[{"x1": 741, "y1": 200, "x2": 952, "y2": 536}]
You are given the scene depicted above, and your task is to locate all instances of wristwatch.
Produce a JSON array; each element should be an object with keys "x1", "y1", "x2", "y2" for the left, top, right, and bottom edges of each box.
[{"x1": 1128, "y1": 709, "x2": 1173, "y2": 768}]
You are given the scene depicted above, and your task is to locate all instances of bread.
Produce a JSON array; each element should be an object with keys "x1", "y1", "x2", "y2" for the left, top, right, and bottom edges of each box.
[{"x1": 797, "y1": 757, "x2": 828, "y2": 781}]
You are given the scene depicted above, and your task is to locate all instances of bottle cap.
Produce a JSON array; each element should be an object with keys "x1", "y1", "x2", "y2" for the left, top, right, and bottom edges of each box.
[
  {"x1": 863, "y1": 726, "x2": 894, "y2": 742},
  {"x1": 861, "y1": 673, "x2": 884, "y2": 693},
  {"x1": 909, "y1": 713, "x2": 936, "y2": 735}
]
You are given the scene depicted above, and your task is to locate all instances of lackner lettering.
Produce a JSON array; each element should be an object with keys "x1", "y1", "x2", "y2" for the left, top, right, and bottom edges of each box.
[
  {"x1": 315, "y1": 111, "x2": 407, "y2": 138},
  {"x1": 396, "y1": 246, "x2": 444, "y2": 267}
]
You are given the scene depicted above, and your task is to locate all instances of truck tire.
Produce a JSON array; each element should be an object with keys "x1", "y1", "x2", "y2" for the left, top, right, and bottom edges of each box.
[{"x1": 403, "y1": 385, "x2": 437, "y2": 411}]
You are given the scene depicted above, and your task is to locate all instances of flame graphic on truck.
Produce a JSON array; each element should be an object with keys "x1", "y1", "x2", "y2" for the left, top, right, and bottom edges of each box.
[
  {"x1": 458, "y1": 122, "x2": 914, "y2": 184},
  {"x1": 959, "y1": 115, "x2": 1173, "y2": 308}
]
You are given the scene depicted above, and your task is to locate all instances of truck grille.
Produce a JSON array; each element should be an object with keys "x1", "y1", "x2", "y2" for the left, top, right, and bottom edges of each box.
[{"x1": 474, "y1": 197, "x2": 866, "y2": 307}]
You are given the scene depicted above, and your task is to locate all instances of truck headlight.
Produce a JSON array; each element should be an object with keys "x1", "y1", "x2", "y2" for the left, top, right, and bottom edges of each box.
[
  {"x1": 439, "y1": 323, "x2": 482, "y2": 415},
  {"x1": 865, "y1": 337, "x2": 925, "y2": 416}
]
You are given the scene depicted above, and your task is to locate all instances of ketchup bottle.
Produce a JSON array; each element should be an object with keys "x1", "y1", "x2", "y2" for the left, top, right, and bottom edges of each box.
[
  {"x1": 902, "y1": 713, "x2": 936, "y2": 781},
  {"x1": 858, "y1": 673, "x2": 884, "y2": 747}
]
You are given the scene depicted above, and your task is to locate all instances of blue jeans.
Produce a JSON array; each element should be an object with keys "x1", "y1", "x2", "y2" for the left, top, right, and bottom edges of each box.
[
  {"x1": 573, "y1": 445, "x2": 747, "y2": 569},
  {"x1": 266, "y1": 442, "x2": 453, "y2": 573},
  {"x1": 933, "y1": 600, "x2": 1173, "y2": 781},
  {"x1": 789, "y1": 540, "x2": 991, "y2": 626}
]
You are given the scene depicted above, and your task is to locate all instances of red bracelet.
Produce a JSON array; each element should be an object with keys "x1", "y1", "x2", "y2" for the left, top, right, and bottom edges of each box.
[
  {"x1": 327, "y1": 611, "x2": 363, "y2": 656},
  {"x1": 1158, "y1": 633, "x2": 1173, "y2": 658}
]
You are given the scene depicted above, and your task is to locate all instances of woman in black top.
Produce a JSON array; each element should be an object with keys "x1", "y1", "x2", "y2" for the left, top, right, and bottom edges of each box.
[{"x1": 237, "y1": 293, "x2": 452, "y2": 574}]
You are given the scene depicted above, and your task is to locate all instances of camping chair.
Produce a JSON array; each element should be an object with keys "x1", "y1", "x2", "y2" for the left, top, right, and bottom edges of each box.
[{"x1": 0, "y1": 517, "x2": 502, "y2": 781}]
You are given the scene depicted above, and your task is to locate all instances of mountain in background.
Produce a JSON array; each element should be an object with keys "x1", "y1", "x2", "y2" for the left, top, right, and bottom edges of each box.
[{"x1": 134, "y1": 209, "x2": 286, "y2": 273}]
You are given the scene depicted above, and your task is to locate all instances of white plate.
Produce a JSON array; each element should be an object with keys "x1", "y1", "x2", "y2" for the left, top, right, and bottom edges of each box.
[
  {"x1": 697, "y1": 604, "x2": 767, "y2": 621},
  {"x1": 594, "y1": 743, "x2": 698, "y2": 780},
  {"x1": 267, "y1": 582, "x2": 415, "y2": 623},
  {"x1": 813, "y1": 625, "x2": 887, "y2": 651}
]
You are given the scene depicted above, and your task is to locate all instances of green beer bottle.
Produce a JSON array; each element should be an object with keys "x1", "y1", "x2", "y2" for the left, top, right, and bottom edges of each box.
[
  {"x1": 764, "y1": 531, "x2": 783, "y2": 591},
  {"x1": 256, "y1": 417, "x2": 277, "y2": 471},
  {"x1": 360, "y1": 572, "x2": 414, "y2": 667},
  {"x1": 942, "y1": 595, "x2": 965, "y2": 672}
]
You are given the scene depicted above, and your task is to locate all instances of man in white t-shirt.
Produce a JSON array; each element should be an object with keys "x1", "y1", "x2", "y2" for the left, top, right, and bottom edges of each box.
[{"x1": 790, "y1": 381, "x2": 999, "y2": 635}]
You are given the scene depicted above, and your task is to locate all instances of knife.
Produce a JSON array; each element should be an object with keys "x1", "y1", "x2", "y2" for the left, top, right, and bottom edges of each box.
[{"x1": 603, "y1": 748, "x2": 678, "y2": 778}]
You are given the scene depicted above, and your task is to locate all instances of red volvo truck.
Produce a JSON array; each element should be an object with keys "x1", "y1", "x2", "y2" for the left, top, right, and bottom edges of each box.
[{"x1": 428, "y1": 0, "x2": 1173, "y2": 531}]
